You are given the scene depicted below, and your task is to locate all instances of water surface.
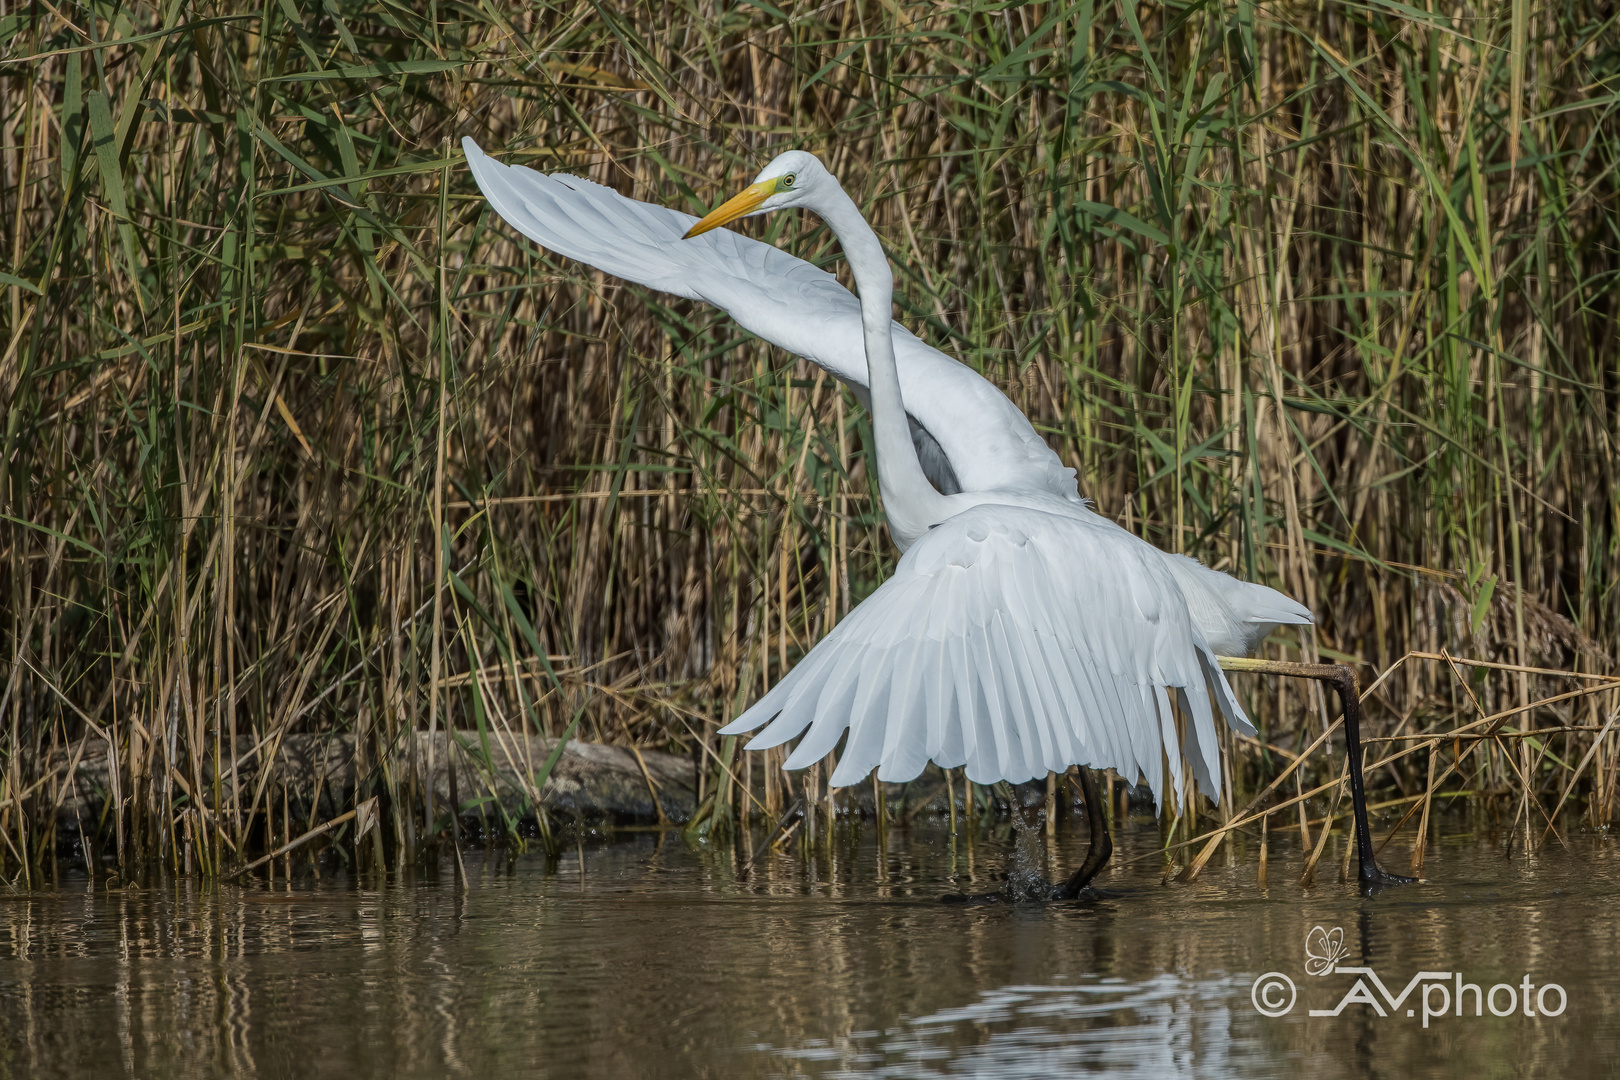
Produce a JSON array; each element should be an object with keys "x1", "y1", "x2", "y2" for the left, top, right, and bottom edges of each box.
[{"x1": 1, "y1": 817, "x2": 1615, "y2": 1078}]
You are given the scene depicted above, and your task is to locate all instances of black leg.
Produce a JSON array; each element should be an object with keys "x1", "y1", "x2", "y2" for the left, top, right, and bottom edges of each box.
[
  {"x1": 1053, "y1": 767, "x2": 1112, "y2": 899},
  {"x1": 1219, "y1": 657, "x2": 1417, "y2": 892},
  {"x1": 1327, "y1": 666, "x2": 1417, "y2": 890}
]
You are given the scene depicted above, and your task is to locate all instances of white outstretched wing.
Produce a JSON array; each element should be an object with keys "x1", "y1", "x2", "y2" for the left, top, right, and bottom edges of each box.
[
  {"x1": 463, "y1": 138, "x2": 1077, "y2": 501},
  {"x1": 718, "y1": 504, "x2": 1255, "y2": 811}
]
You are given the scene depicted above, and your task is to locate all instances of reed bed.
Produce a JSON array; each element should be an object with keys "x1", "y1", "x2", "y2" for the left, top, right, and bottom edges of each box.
[{"x1": 0, "y1": 0, "x2": 1616, "y2": 881}]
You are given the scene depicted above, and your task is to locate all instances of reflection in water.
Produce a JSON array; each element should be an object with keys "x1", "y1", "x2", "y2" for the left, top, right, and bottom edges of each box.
[
  {"x1": 0, "y1": 820, "x2": 1616, "y2": 1079},
  {"x1": 761, "y1": 973, "x2": 1258, "y2": 1078}
]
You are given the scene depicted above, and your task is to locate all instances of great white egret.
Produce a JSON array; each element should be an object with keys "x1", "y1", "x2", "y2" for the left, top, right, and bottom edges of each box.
[{"x1": 463, "y1": 139, "x2": 1414, "y2": 892}]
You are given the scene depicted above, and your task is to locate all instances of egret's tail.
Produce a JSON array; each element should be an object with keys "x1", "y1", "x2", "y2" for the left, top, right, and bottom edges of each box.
[
  {"x1": 1159, "y1": 553, "x2": 1312, "y2": 657},
  {"x1": 719, "y1": 505, "x2": 1257, "y2": 814}
]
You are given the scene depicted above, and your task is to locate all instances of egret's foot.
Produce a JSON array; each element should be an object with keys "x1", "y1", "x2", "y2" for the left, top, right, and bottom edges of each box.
[
  {"x1": 944, "y1": 768, "x2": 1114, "y2": 905},
  {"x1": 1047, "y1": 881, "x2": 1108, "y2": 901},
  {"x1": 940, "y1": 890, "x2": 1010, "y2": 905},
  {"x1": 1048, "y1": 767, "x2": 1114, "y2": 900},
  {"x1": 1360, "y1": 864, "x2": 1419, "y2": 893},
  {"x1": 1009, "y1": 876, "x2": 1062, "y2": 902},
  {"x1": 941, "y1": 874, "x2": 1108, "y2": 904},
  {"x1": 940, "y1": 879, "x2": 1050, "y2": 904}
]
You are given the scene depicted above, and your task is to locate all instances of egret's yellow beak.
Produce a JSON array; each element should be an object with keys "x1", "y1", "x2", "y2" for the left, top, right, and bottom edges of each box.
[{"x1": 683, "y1": 180, "x2": 776, "y2": 239}]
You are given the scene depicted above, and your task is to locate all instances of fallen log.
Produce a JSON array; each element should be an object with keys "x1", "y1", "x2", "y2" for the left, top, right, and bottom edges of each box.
[
  {"x1": 38, "y1": 732, "x2": 1099, "y2": 847},
  {"x1": 45, "y1": 731, "x2": 699, "y2": 831}
]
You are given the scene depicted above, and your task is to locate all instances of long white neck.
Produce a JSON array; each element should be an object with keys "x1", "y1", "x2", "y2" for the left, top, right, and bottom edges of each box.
[{"x1": 815, "y1": 189, "x2": 953, "y2": 543}]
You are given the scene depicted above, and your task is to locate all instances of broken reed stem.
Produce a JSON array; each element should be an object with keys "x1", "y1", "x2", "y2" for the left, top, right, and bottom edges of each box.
[
  {"x1": 226, "y1": 799, "x2": 376, "y2": 881},
  {"x1": 1257, "y1": 814, "x2": 1268, "y2": 887},
  {"x1": 1299, "y1": 768, "x2": 1345, "y2": 887},
  {"x1": 1413, "y1": 742, "x2": 1438, "y2": 876}
]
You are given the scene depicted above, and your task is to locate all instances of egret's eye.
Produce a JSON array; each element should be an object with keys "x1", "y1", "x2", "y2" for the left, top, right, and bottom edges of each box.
[{"x1": 780, "y1": 174, "x2": 796, "y2": 190}]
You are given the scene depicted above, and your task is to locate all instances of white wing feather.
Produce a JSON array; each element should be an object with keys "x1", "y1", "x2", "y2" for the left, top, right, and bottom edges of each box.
[
  {"x1": 720, "y1": 504, "x2": 1255, "y2": 811},
  {"x1": 463, "y1": 138, "x2": 1076, "y2": 502}
]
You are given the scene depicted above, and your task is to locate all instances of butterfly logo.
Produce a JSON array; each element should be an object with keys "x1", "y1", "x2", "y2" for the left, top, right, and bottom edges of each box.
[{"x1": 1305, "y1": 925, "x2": 1348, "y2": 976}]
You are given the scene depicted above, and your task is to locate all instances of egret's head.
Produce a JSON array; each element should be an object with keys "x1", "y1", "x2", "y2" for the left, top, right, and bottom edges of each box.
[{"x1": 682, "y1": 151, "x2": 830, "y2": 238}]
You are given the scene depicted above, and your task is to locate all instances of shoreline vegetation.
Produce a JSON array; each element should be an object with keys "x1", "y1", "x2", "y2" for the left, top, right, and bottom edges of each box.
[{"x1": 1, "y1": 0, "x2": 1616, "y2": 884}]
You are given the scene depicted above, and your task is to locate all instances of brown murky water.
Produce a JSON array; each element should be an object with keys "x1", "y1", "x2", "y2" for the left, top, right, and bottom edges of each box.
[{"x1": 1, "y1": 817, "x2": 1616, "y2": 1079}]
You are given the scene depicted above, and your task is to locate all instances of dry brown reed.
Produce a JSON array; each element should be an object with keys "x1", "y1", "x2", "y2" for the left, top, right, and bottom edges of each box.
[{"x1": 0, "y1": 0, "x2": 1616, "y2": 880}]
